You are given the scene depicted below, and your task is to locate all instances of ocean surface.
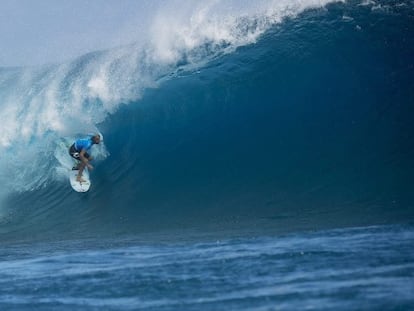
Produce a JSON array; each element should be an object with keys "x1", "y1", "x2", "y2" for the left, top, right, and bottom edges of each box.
[
  {"x1": 1, "y1": 0, "x2": 414, "y2": 309},
  {"x1": 1, "y1": 225, "x2": 413, "y2": 310}
]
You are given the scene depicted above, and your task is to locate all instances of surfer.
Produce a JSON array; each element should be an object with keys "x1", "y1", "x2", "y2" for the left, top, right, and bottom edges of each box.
[{"x1": 69, "y1": 134, "x2": 101, "y2": 182}]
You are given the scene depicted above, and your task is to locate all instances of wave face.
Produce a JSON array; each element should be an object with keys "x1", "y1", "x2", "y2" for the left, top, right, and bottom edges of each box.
[{"x1": 1, "y1": 0, "x2": 414, "y2": 242}]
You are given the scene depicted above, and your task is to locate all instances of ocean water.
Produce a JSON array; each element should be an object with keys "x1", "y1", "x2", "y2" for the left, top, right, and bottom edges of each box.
[
  {"x1": 1, "y1": 0, "x2": 414, "y2": 309},
  {"x1": 1, "y1": 225, "x2": 413, "y2": 310}
]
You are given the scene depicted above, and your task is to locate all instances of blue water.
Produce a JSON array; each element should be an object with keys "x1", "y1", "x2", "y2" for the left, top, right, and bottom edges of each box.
[
  {"x1": 1, "y1": 225, "x2": 413, "y2": 310},
  {"x1": 1, "y1": 0, "x2": 414, "y2": 309}
]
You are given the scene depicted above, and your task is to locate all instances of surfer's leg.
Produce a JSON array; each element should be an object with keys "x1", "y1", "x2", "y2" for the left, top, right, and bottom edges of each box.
[
  {"x1": 76, "y1": 163, "x2": 87, "y2": 182},
  {"x1": 69, "y1": 145, "x2": 83, "y2": 171},
  {"x1": 71, "y1": 159, "x2": 81, "y2": 171}
]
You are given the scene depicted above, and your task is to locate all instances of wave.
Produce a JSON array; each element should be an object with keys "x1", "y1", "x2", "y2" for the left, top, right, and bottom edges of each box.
[
  {"x1": 0, "y1": 0, "x2": 340, "y2": 194},
  {"x1": 1, "y1": 0, "x2": 414, "y2": 242}
]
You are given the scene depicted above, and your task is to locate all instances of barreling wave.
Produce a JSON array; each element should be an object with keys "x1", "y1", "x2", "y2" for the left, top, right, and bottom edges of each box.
[
  {"x1": 0, "y1": 0, "x2": 340, "y2": 195},
  {"x1": 1, "y1": 0, "x2": 414, "y2": 242}
]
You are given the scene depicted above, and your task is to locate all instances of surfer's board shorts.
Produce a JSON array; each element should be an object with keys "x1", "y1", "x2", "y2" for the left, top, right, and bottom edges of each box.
[{"x1": 69, "y1": 144, "x2": 90, "y2": 161}]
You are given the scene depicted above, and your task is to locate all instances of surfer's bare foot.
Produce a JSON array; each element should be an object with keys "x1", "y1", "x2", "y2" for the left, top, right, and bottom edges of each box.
[{"x1": 76, "y1": 175, "x2": 86, "y2": 183}]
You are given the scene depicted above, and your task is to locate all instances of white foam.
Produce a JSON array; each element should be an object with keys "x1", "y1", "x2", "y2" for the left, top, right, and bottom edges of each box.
[{"x1": 149, "y1": 0, "x2": 343, "y2": 64}]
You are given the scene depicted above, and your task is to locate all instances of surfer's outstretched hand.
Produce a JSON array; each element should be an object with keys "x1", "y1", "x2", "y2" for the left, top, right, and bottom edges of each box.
[{"x1": 87, "y1": 164, "x2": 94, "y2": 170}]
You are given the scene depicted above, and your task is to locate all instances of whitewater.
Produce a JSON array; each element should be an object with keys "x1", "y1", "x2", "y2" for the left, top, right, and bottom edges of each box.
[{"x1": 1, "y1": 0, "x2": 414, "y2": 310}]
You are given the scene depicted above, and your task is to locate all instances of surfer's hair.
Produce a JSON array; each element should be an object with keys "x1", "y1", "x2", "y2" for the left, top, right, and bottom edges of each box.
[{"x1": 91, "y1": 134, "x2": 101, "y2": 144}]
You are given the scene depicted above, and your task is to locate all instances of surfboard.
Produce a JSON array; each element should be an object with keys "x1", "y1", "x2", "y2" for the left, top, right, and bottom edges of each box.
[{"x1": 69, "y1": 167, "x2": 91, "y2": 192}]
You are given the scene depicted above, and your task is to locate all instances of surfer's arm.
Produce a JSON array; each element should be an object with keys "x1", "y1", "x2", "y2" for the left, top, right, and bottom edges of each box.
[{"x1": 79, "y1": 150, "x2": 93, "y2": 169}]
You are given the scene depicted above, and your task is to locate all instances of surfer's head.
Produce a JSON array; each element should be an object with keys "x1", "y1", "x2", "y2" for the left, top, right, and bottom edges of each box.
[{"x1": 91, "y1": 134, "x2": 101, "y2": 144}]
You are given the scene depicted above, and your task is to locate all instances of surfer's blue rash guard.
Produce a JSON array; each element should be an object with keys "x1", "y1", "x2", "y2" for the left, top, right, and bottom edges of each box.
[{"x1": 74, "y1": 138, "x2": 93, "y2": 152}]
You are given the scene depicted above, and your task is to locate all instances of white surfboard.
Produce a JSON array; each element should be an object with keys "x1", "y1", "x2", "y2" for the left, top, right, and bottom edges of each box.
[{"x1": 69, "y1": 168, "x2": 91, "y2": 192}]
